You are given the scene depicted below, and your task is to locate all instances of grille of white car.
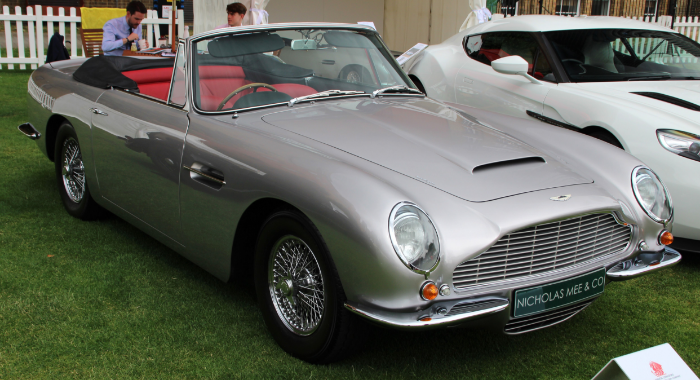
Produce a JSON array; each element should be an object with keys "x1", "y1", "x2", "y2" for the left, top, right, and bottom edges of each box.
[{"x1": 453, "y1": 213, "x2": 631, "y2": 289}]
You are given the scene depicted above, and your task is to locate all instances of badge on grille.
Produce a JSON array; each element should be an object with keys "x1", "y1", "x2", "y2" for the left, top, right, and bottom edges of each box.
[{"x1": 550, "y1": 194, "x2": 571, "y2": 201}]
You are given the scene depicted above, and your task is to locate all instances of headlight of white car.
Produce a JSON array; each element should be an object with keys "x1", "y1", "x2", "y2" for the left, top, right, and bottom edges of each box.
[
  {"x1": 389, "y1": 202, "x2": 440, "y2": 275},
  {"x1": 631, "y1": 166, "x2": 673, "y2": 224},
  {"x1": 657, "y1": 129, "x2": 700, "y2": 162}
]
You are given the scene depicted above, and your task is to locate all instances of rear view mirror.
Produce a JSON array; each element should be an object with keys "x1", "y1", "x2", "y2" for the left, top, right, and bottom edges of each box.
[
  {"x1": 291, "y1": 39, "x2": 318, "y2": 50},
  {"x1": 491, "y1": 56, "x2": 542, "y2": 85}
]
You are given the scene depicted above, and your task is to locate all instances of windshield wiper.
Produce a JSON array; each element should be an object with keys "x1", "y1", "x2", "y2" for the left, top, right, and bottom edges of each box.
[
  {"x1": 370, "y1": 85, "x2": 424, "y2": 98},
  {"x1": 288, "y1": 90, "x2": 366, "y2": 107},
  {"x1": 627, "y1": 75, "x2": 672, "y2": 81}
]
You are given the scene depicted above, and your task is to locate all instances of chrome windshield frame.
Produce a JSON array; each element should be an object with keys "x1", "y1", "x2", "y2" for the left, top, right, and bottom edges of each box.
[{"x1": 186, "y1": 23, "x2": 417, "y2": 116}]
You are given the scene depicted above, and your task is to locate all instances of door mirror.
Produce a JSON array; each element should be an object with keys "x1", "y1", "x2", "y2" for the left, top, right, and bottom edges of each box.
[
  {"x1": 491, "y1": 56, "x2": 542, "y2": 85},
  {"x1": 491, "y1": 56, "x2": 529, "y2": 75}
]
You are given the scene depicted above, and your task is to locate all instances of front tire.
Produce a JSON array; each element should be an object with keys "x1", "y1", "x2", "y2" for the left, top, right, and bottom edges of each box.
[
  {"x1": 254, "y1": 210, "x2": 364, "y2": 363},
  {"x1": 54, "y1": 122, "x2": 101, "y2": 220}
]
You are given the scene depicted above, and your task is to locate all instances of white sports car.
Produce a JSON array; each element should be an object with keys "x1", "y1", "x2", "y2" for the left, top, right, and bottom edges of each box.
[{"x1": 408, "y1": 16, "x2": 700, "y2": 252}]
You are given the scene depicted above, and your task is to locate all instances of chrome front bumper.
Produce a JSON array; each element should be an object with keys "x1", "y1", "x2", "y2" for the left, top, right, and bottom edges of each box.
[
  {"x1": 346, "y1": 247, "x2": 681, "y2": 330},
  {"x1": 345, "y1": 297, "x2": 509, "y2": 330},
  {"x1": 606, "y1": 247, "x2": 681, "y2": 280},
  {"x1": 18, "y1": 123, "x2": 41, "y2": 140}
]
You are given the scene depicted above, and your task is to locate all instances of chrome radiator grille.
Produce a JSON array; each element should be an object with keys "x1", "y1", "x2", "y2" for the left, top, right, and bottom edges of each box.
[{"x1": 454, "y1": 214, "x2": 631, "y2": 289}]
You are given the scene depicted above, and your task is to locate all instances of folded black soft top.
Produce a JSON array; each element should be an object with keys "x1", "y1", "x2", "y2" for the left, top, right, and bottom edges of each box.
[{"x1": 73, "y1": 55, "x2": 174, "y2": 92}]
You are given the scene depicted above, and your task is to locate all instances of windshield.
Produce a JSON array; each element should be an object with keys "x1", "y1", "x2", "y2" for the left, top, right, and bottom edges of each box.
[
  {"x1": 192, "y1": 28, "x2": 413, "y2": 111},
  {"x1": 545, "y1": 29, "x2": 700, "y2": 82}
]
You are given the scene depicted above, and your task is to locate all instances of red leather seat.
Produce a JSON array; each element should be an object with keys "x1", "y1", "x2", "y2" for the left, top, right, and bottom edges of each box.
[
  {"x1": 123, "y1": 67, "x2": 173, "y2": 101},
  {"x1": 124, "y1": 65, "x2": 318, "y2": 110}
]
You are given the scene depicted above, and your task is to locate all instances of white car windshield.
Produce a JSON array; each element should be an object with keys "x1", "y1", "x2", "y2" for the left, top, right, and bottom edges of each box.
[
  {"x1": 192, "y1": 28, "x2": 413, "y2": 111},
  {"x1": 545, "y1": 29, "x2": 700, "y2": 82}
]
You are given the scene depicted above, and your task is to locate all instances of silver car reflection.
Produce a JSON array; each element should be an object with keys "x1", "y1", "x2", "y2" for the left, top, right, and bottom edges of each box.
[{"x1": 20, "y1": 23, "x2": 680, "y2": 363}]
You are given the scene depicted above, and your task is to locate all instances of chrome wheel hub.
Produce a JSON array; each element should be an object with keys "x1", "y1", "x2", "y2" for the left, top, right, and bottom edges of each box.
[
  {"x1": 61, "y1": 137, "x2": 85, "y2": 203},
  {"x1": 268, "y1": 235, "x2": 325, "y2": 336}
]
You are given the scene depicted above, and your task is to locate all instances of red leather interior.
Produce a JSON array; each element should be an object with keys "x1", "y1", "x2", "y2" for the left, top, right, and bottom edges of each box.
[
  {"x1": 198, "y1": 65, "x2": 316, "y2": 110},
  {"x1": 122, "y1": 65, "x2": 317, "y2": 109},
  {"x1": 123, "y1": 68, "x2": 173, "y2": 101}
]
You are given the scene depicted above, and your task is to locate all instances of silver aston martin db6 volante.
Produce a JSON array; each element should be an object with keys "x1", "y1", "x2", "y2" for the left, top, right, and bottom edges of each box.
[{"x1": 20, "y1": 23, "x2": 680, "y2": 363}]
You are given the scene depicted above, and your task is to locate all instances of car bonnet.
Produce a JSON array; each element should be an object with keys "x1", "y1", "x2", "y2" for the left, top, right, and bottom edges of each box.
[{"x1": 261, "y1": 97, "x2": 592, "y2": 202}]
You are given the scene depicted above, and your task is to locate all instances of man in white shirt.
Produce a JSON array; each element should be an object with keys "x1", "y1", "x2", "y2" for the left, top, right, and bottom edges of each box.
[
  {"x1": 216, "y1": 3, "x2": 247, "y2": 29},
  {"x1": 102, "y1": 1, "x2": 150, "y2": 55}
]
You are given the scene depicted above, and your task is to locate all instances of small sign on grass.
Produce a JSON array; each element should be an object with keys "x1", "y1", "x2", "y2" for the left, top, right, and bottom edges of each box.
[{"x1": 593, "y1": 343, "x2": 698, "y2": 380}]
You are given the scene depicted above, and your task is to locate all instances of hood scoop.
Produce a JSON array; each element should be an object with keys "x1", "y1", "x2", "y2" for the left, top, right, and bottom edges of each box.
[
  {"x1": 472, "y1": 156, "x2": 546, "y2": 173},
  {"x1": 632, "y1": 92, "x2": 700, "y2": 112}
]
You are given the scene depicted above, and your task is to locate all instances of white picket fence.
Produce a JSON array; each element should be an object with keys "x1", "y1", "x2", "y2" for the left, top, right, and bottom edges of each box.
[{"x1": 0, "y1": 5, "x2": 184, "y2": 70}]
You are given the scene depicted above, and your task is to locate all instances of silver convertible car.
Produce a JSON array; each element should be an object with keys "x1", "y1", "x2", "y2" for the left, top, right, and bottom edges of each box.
[{"x1": 20, "y1": 23, "x2": 680, "y2": 363}]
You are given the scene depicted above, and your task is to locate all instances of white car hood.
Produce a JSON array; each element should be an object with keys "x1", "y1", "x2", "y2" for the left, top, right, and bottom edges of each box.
[{"x1": 572, "y1": 81, "x2": 700, "y2": 122}]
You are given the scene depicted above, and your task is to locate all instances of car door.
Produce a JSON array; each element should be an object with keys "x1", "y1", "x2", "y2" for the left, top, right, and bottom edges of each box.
[
  {"x1": 90, "y1": 48, "x2": 188, "y2": 240},
  {"x1": 455, "y1": 32, "x2": 556, "y2": 119}
]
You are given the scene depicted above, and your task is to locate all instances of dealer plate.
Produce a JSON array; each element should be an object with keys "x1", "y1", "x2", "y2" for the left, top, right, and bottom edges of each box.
[{"x1": 512, "y1": 268, "x2": 606, "y2": 318}]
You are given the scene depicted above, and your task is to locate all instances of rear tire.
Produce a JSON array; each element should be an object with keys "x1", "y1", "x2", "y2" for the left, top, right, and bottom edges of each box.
[
  {"x1": 54, "y1": 121, "x2": 101, "y2": 220},
  {"x1": 254, "y1": 210, "x2": 365, "y2": 363}
]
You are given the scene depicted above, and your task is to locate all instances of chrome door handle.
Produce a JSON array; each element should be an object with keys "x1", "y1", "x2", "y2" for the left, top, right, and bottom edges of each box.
[
  {"x1": 90, "y1": 108, "x2": 108, "y2": 116},
  {"x1": 184, "y1": 165, "x2": 226, "y2": 186}
]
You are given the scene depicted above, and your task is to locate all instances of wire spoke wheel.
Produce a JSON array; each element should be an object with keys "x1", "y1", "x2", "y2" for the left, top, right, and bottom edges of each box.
[
  {"x1": 61, "y1": 137, "x2": 85, "y2": 203},
  {"x1": 268, "y1": 235, "x2": 325, "y2": 336}
]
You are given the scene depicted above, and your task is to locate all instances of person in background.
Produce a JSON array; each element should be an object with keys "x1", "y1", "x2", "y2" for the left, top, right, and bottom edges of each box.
[
  {"x1": 102, "y1": 1, "x2": 150, "y2": 56},
  {"x1": 216, "y1": 3, "x2": 247, "y2": 29}
]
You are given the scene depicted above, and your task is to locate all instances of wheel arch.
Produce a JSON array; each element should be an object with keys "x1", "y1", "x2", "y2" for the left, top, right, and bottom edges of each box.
[
  {"x1": 229, "y1": 197, "x2": 304, "y2": 283},
  {"x1": 45, "y1": 114, "x2": 69, "y2": 162},
  {"x1": 581, "y1": 125, "x2": 625, "y2": 150}
]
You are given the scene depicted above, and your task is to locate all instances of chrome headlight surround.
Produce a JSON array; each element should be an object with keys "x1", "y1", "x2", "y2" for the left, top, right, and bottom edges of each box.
[
  {"x1": 657, "y1": 129, "x2": 700, "y2": 162},
  {"x1": 631, "y1": 166, "x2": 673, "y2": 224},
  {"x1": 388, "y1": 202, "x2": 441, "y2": 276}
]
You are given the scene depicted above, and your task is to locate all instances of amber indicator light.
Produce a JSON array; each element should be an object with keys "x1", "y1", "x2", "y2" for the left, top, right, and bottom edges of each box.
[
  {"x1": 421, "y1": 282, "x2": 438, "y2": 301},
  {"x1": 419, "y1": 316, "x2": 432, "y2": 322},
  {"x1": 659, "y1": 231, "x2": 674, "y2": 246}
]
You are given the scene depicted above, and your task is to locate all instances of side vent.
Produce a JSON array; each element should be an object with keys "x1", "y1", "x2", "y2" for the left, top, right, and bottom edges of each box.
[
  {"x1": 472, "y1": 157, "x2": 545, "y2": 173},
  {"x1": 631, "y1": 92, "x2": 700, "y2": 112}
]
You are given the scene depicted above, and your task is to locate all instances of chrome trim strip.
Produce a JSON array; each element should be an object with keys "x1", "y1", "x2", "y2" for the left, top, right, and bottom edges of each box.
[
  {"x1": 606, "y1": 247, "x2": 681, "y2": 280},
  {"x1": 17, "y1": 123, "x2": 41, "y2": 140},
  {"x1": 344, "y1": 300, "x2": 508, "y2": 329},
  {"x1": 189, "y1": 22, "x2": 378, "y2": 42},
  {"x1": 183, "y1": 165, "x2": 226, "y2": 185}
]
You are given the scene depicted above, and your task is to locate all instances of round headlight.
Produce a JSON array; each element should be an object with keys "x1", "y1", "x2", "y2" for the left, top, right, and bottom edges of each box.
[
  {"x1": 631, "y1": 166, "x2": 673, "y2": 223},
  {"x1": 389, "y1": 202, "x2": 440, "y2": 274}
]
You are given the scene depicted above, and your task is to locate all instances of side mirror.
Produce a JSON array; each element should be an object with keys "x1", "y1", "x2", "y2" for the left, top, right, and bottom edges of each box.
[
  {"x1": 491, "y1": 56, "x2": 542, "y2": 85},
  {"x1": 291, "y1": 39, "x2": 318, "y2": 50}
]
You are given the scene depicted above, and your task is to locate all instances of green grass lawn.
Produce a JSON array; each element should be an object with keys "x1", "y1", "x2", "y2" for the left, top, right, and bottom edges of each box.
[{"x1": 1, "y1": 70, "x2": 699, "y2": 379}]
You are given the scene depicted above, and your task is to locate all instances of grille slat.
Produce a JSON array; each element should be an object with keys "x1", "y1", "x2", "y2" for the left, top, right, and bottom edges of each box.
[
  {"x1": 453, "y1": 214, "x2": 631, "y2": 289},
  {"x1": 483, "y1": 224, "x2": 624, "y2": 255},
  {"x1": 504, "y1": 299, "x2": 595, "y2": 334}
]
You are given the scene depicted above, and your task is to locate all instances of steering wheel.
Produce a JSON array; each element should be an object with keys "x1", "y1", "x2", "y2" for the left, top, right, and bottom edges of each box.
[
  {"x1": 561, "y1": 58, "x2": 584, "y2": 64},
  {"x1": 561, "y1": 58, "x2": 586, "y2": 74},
  {"x1": 217, "y1": 83, "x2": 278, "y2": 111}
]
